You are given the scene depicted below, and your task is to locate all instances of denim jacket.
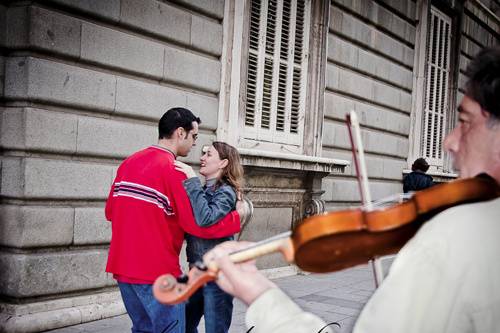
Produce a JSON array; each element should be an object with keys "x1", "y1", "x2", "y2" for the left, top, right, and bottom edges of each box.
[{"x1": 183, "y1": 177, "x2": 237, "y2": 263}]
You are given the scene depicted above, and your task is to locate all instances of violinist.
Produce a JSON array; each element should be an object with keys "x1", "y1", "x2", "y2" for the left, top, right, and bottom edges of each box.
[{"x1": 204, "y1": 46, "x2": 500, "y2": 333}]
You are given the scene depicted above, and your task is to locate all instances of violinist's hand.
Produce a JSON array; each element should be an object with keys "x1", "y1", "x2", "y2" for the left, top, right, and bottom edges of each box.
[
  {"x1": 174, "y1": 160, "x2": 197, "y2": 179},
  {"x1": 203, "y1": 241, "x2": 277, "y2": 306}
]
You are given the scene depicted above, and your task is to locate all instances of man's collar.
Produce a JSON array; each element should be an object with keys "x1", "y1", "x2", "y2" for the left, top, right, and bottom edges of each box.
[{"x1": 151, "y1": 145, "x2": 176, "y2": 159}]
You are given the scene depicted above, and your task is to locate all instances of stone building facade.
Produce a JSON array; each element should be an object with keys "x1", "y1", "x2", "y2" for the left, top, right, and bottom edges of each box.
[{"x1": 0, "y1": 0, "x2": 498, "y2": 331}]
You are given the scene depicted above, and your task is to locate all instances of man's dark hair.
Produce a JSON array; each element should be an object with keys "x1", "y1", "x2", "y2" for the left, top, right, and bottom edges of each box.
[
  {"x1": 464, "y1": 46, "x2": 500, "y2": 120},
  {"x1": 412, "y1": 158, "x2": 430, "y2": 172},
  {"x1": 158, "y1": 107, "x2": 201, "y2": 139}
]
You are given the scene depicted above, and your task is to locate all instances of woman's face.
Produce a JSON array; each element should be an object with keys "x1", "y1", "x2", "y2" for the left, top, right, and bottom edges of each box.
[{"x1": 199, "y1": 145, "x2": 227, "y2": 179}]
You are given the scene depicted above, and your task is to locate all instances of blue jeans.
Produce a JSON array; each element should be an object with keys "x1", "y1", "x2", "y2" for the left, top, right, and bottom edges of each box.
[
  {"x1": 118, "y1": 282, "x2": 185, "y2": 333},
  {"x1": 185, "y1": 282, "x2": 233, "y2": 333}
]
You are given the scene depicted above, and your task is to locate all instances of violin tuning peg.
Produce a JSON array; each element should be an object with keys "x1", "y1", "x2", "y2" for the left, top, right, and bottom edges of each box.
[{"x1": 176, "y1": 274, "x2": 189, "y2": 283}]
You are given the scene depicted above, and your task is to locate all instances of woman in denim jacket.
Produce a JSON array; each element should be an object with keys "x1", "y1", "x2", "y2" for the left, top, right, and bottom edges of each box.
[{"x1": 175, "y1": 141, "x2": 244, "y2": 333}]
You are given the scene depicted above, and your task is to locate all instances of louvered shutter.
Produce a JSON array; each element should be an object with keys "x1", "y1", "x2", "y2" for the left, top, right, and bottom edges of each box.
[
  {"x1": 422, "y1": 7, "x2": 451, "y2": 166},
  {"x1": 244, "y1": 0, "x2": 310, "y2": 147}
]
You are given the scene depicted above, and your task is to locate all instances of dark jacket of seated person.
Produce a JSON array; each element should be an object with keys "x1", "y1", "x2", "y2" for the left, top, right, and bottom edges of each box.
[{"x1": 403, "y1": 158, "x2": 434, "y2": 193}]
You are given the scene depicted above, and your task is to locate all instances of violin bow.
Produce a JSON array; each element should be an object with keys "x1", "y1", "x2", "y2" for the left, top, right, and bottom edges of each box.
[
  {"x1": 346, "y1": 111, "x2": 384, "y2": 286},
  {"x1": 346, "y1": 111, "x2": 372, "y2": 208}
]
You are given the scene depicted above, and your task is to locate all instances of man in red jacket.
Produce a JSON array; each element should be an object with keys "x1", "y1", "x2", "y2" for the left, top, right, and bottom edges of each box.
[{"x1": 105, "y1": 107, "x2": 240, "y2": 333}]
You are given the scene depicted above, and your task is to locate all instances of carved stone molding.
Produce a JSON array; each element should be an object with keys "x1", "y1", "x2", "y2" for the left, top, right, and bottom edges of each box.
[{"x1": 304, "y1": 198, "x2": 326, "y2": 218}]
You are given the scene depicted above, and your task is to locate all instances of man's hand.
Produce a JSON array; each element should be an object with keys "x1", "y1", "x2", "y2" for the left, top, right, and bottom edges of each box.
[
  {"x1": 203, "y1": 241, "x2": 276, "y2": 306},
  {"x1": 174, "y1": 160, "x2": 197, "y2": 179}
]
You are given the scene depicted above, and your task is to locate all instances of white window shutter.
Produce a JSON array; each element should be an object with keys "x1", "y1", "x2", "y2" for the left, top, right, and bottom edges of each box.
[
  {"x1": 243, "y1": 0, "x2": 310, "y2": 148},
  {"x1": 422, "y1": 7, "x2": 451, "y2": 167}
]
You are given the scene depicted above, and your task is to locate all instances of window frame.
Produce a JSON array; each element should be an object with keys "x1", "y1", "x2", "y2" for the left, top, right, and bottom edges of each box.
[
  {"x1": 218, "y1": 0, "x2": 326, "y2": 156},
  {"x1": 408, "y1": 0, "x2": 462, "y2": 174}
]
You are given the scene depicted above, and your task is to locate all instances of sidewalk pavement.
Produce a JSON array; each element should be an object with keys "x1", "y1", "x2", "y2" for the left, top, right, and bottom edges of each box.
[{"x1": 46, "y1": 263, "x2": 379, "y2": 333}]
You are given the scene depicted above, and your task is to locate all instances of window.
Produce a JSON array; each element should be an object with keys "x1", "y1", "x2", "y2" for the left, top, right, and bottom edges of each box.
[
  {"x1": 421, "y1": 6, "x2": 452, "y2": 168},
  {"x1": 242, "y1": 0, "x2": 311, "y2": 151}
]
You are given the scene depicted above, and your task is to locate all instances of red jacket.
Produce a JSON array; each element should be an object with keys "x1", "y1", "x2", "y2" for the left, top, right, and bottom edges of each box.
[{"x1": 105, "y1": 146, "x2": 240, "y2": 282}]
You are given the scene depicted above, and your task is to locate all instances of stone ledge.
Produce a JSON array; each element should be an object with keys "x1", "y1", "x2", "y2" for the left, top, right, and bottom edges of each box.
[
  {"x1": 0, "y1": 291, "x2": 125, "y2": 333},
  {"x1": 402, "y1": 169, "x2": 458, "y2": 183},
  {"x1": 238, "y1": 148, "x2": 349, "y2": 174}
]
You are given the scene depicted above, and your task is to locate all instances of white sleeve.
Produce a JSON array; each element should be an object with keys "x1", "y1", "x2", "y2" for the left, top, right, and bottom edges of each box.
[
  {"x1": 246, "y1": 288, "x2": 339, "y2": 333},
  {"x1": 353, "y1": 224, "x2": 447, "y2": 333}
]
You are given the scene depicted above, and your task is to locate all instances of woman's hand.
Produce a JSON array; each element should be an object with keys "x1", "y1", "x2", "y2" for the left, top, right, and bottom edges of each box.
[
  {"x1": 203, "y1": 241, "x2": 277, "y2": 306},
  {"x1": 174, "y1": 160, "x2": 197, "y2": 179}
]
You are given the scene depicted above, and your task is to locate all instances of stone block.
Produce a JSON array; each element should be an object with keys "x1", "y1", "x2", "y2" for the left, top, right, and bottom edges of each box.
[
  {"x1": 174, "y1": 0, "x2": 224, "y2": 19},
  {"x1": 344, "y1": 0, "x2": 415, "y2": 45},
  {"x1": 0, "y1": 107, "x2": 24, "y2": 149},
  {"x1": 76, "y1": 116, "x2": 156, "y2": 158},
  {"x1": 459, "y1": 55, "x2": 470, "y2": 73},
  {"x1": 163, "y1": 47, "x2": 221, "y2": 93},
  {"x1": 329, "y1": 6, "x2": 413, "y2": 67},
  {"x1": 323, "y1": 92, "x2": 410, "y2": 135},
  {"x1": 322, "y1": 121, "x2": 350, "y2": 149},
  {"x1": 371, "y1": 80, "x2": 403, "y2": 111},
  {"x1": 0, "y1": 249, "x2": 114, "y2": 298},
  {"x1": 46, "y1": 0, "x2": 120, "y2": 21},
  {"x1": 0, "y1": 295, "x2": 124, "y2": 333},
  {"x1": 190, "y1": 15, "x2": 223, "y2": 56},
  {"x1": 399, "y1": 90, "x2": 412, "y2": 113},
  {"x1": 359, "y1": 49, "x2": 412, "y2": 90},
  {"x1": 73, "y1": 207, "x2": 111, "y2": 245},
  {"x1": 81, "y1": 23, "x2": 164, "y2": 78},
  {"x1": 0, "y1": 157, "x2": 23, "y2": 198},
  {"x1": 0, "y1": 107, "x2": 78, "y2": 153},
  {"x1": 0, "y1": 205, "x2": 74, "y2": 248},
  {"x1": 5, "y1": 6, "x2": 29, "y2": 48},
  {"x1": 239, "y1": 207, "x2": 293, "y2": 269},
  {"x1": 322, "y1": 178, "x2": 360, "y2": 202},
  {"x1": 28, "y1": 6, "x2": 81, "y2": 57},
  {"x1": 325, "y1": 64, "x2": 340, "y2": 91},
  {"x1": 120, "y1": 0, "x2": 190, "y2": 44},
  {"x1": 0, "y1": 157, "x2": 114, "y2": 199},
  {"x1": 331, "y1": 150, "x2": 406, "y2": 180},
  {"x1": 324, "y1": 122, "x2": 408, "y2": 158},
  {"x1": 5, "y1": 57, "x2": 116, "y2": 111},
  {"x1": 363, "y1": 127, "x2": 408, "y2": 158},
  {"x1": 185, "y1": 92, "x2": 219, "y2": 130},
  {"x1": 115, "y1": 77, "x2": 187, "y2": 120},
  {"x1": 336, "y1": 67, "x2": 374, "y2": 102},
  {"x1": 0, "y1": 4, "x2": 6, "y2": 47},
  {"x1": 327, "y1": 34, "x2": 359, "y2": 67},
  {"x1": 0, "y1": 56, "x2": 4, "y2": 95},
  {"x1": 380, "y1": 0, "x2": 416, "y2": 20},
  {"x1": 327, "y1": 34, "x2": 358, "y2": 67},
  {"x1": 328, "y1": 34, "x2": 412, "y2": 91}
]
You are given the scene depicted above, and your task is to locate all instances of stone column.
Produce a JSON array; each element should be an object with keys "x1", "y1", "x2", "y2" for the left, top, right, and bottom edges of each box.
[{"x1": 236, "y1": 149, "x2": 347, "y2": 271}]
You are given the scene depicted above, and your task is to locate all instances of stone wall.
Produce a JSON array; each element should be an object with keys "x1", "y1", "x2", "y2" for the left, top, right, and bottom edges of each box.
[{"x1": 0, "y1": 0, "x2": 225, "y2": 331}]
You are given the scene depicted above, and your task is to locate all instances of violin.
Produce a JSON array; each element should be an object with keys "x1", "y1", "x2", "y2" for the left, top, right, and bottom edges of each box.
[{"x1": 153, "y1": 175, "x2": 500, "y2": 304}]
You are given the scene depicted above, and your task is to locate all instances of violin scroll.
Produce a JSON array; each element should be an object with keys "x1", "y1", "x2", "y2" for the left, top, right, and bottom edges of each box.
[{"x1": 153, "y1": 266, "x2": 218, "y2": 305}]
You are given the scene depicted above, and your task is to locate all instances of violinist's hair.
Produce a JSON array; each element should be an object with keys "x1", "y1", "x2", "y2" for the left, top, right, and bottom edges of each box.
[
  {"x1": 158, "y1": 107, "x2": 201, "y2": 139},
  {"x1": 464, "y1": 46, "x2": 500, "y2": 122}
]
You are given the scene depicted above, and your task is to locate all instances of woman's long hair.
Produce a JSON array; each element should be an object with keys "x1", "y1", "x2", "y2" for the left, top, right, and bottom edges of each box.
[{"x1": 212, "y1": 141, "x2": 244, "y2": 197}]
